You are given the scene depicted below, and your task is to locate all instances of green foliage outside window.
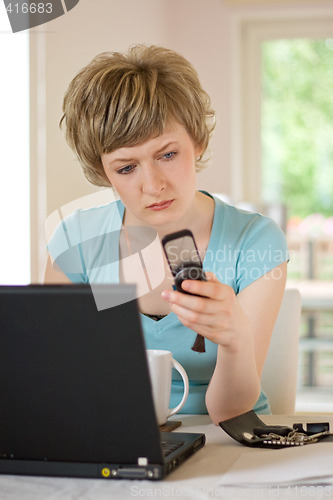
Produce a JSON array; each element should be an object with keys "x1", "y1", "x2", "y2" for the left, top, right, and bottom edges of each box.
[{"x1": 261, "y1": 39, "x2": 333, "y2": 219}]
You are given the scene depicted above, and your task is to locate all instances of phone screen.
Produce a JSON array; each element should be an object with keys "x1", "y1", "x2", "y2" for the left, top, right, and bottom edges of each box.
[{"x1": 163, "y1": 232, "x2": 201, "y2": 276}]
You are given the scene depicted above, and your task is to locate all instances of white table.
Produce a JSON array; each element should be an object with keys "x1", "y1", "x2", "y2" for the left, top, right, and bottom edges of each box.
[{"x1": 1, "y1": 414, "x2": 332, "y2": 500}]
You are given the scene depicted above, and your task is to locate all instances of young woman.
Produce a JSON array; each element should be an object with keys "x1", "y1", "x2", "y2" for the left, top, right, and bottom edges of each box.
[{"x1": 45, "y1": 45, "x2": 288, "y2": 424}]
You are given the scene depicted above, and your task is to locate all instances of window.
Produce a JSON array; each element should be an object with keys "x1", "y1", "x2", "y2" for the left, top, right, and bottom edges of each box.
[
  {"x1": 0, "y1": 4, "x2": 30, "y2": 284},
  {"x1": 261, "y1": 38, "x2": 333, "y2": 220},
  {"x1": 232, "y1": 14, "x2": 333, "y2": 205},
  {"x1": 262, "y1": 37, "x2": 333, "y2": 283}
]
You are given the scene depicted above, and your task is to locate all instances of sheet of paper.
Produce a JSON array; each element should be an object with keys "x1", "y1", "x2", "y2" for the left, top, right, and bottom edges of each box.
[{"x1": 217, "y1": 442, "x2": 333, "y2": 487}]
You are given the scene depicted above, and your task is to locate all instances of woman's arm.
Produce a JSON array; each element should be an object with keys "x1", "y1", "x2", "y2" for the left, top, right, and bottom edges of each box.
[
  {"x1": 44, "y1": 255, "x2": 72, "y2": 284},
  {"x1": 162, "y1": 261, "x2": 287, "y2": 424}
]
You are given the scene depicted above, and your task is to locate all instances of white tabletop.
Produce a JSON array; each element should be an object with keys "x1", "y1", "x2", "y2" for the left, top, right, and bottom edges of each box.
[{"x1": 1, "y1": 414, "x2": 333, "y2": 500}]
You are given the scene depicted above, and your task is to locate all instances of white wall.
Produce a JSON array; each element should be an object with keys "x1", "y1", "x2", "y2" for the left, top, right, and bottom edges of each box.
[{"x1": 30, "y1": 0, "x2": 333, "y2": 280}]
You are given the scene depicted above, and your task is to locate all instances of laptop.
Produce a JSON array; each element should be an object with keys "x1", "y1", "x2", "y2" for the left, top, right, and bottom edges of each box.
[{"x1": 0, "y1": 284, "x2": 205, "y2": 480}]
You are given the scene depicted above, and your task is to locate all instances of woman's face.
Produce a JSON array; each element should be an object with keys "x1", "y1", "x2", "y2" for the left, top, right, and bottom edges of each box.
[{"x1": 101, "y1": 121, "x2": 202, "y2": 232}]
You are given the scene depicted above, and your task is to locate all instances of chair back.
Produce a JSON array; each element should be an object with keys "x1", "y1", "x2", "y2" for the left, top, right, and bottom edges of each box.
[{"x1": 261, "y1": 288, "x2": 302, "y2": 414}]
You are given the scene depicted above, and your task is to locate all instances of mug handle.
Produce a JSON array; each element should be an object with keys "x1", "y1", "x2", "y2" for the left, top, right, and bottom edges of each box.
[{"x1": 167, "y1": 359, "x2": 189, "y2": 418}]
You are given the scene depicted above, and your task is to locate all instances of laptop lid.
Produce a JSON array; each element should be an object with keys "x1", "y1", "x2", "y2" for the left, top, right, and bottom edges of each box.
[{"x1": 0, "y1": 284, "x2": 205, "y2": 479}]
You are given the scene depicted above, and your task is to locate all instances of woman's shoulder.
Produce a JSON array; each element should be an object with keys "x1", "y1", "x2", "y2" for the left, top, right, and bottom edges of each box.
[
  {"x1": 209, "y1": 194, "x2": 288, "y2": 259},
  {"x1": 208, "y1": 194, "x2": 288, "y2": 292},
  {"x1": 47, "y1": 198, "x2": 124, "y2": 257},
  {"x1": 212, "y1": 194, "x2": 282, "y2": 235},
  {"x1": 70, "y1": 197, "x2": 123, "y2": 225}
]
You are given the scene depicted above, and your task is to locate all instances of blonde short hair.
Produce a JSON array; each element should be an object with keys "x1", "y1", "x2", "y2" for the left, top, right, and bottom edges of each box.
[{"x1": 61, "y1": 45, "x2": 215, "y2": 187}]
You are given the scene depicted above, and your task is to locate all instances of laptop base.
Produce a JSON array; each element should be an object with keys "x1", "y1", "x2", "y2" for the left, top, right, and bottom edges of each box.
[{"x1": 0, "y1": 432, "x2": 205, "y2": 480}]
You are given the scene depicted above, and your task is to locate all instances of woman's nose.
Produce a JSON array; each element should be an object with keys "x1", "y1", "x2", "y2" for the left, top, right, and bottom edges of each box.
[{"x1": 141, "y1": 165, "x2": 165, "y2": 195}]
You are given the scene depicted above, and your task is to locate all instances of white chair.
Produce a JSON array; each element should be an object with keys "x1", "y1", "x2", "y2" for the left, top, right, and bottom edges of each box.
[{"x1": 261, "y1": 288, "x2": 302, "y2": 414}]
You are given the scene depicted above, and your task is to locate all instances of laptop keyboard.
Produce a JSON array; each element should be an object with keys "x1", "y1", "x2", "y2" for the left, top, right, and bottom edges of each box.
[{"x1": 161, "y1": 440, "x2": 184, "y2": 457}]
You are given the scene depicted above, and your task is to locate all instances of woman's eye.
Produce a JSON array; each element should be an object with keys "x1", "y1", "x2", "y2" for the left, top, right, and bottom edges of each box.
[
  {"x1": 117, "y1": 165, "x2": 134, "y2": 174},
  {"x1": 163, "y1": 151, "x2": 177, "y2": 160}
]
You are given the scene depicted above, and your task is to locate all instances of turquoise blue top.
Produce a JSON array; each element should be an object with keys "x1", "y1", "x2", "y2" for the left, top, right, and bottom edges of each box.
[{"x1": 48, "y1": 192, "x2": 288, "y2": 415}]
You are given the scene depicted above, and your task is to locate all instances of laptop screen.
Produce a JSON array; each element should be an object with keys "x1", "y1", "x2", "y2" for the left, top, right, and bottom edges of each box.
[{"x1": 0, "y1": 284, "x2": 163, "y2": 465}]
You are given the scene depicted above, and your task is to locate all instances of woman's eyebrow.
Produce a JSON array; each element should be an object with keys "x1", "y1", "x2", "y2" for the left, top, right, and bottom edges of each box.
[
  {"x1": 106, "y1": 152, "x2": 136, "y2": 166},
  {"x1": 155, "y1": 141, "x2": 178, "y2": 154},
  {"x1": 109, "y1": 156, "x2": 134, "y2": 165}
]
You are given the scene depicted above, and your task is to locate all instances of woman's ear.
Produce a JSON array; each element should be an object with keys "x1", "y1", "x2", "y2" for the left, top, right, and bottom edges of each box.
[{"x1": 195, "y1": 143, "x2": 204, "y2": 159}]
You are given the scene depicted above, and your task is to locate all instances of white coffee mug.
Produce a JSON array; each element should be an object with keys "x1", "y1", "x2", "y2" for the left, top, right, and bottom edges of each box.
[{"x1": 146, "y1": 349, "x2": 189, "y2": 426}]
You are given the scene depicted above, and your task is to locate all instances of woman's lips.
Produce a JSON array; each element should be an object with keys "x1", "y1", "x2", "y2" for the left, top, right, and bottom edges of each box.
[{"x1": 147, "y1": 200, "x2": 174, "y2": 211}]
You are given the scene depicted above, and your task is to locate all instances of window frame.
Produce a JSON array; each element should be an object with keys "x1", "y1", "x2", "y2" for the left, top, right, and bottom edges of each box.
[{"x1": 30, "y1": 28, "x2": 48, "y2": 283}]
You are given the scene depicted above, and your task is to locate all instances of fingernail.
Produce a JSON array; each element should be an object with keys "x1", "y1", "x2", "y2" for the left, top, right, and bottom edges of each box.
[{"x1": 161, "y1": 290, "x2": 170, "y2": 300}]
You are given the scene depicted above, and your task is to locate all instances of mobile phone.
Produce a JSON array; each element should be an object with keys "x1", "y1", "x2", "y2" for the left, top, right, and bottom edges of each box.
[
  {"x1": 162, "y1": 229, "x2": 207, "y2": 293},
  {"x1": 162, "y1": 229, "x2": 207, "y2": 353}
]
